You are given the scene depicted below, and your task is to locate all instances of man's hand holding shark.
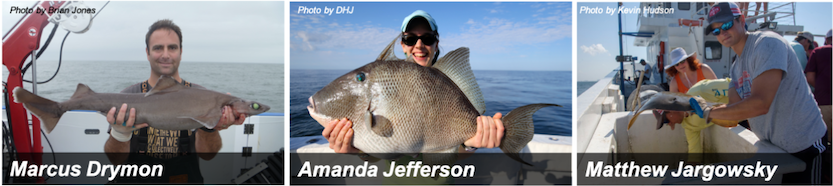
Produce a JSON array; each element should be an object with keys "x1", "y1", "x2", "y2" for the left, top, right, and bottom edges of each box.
[
  {"x1": 106, "y1": 103, "x2": 246, "y2": 142},
  {"x1": 628, "y1": 91, "x2": 739, "y2": 130}
]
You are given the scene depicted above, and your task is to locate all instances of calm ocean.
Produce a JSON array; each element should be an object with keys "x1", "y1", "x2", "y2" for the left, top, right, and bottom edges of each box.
[
  {"x1": 3, "y1": 60, "x2": 283, "y2": 113},
  {"x1": 578, "y1": 81, "x2": 598, "y2": 96},
  {"x1": 290, "y1": 69, "x2": 572, "y2": 137}
]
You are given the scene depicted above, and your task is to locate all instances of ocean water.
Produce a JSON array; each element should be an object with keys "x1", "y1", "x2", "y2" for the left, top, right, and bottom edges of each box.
[
  {"x1": 290, "y1": 69, "x2": 572, "y2": 137},
  {"x1": 3, "y1": 61, "x2": 284, "y2": 113},
  {"x1": 578, "y1": 81, "x2": 598, "y2": 96}
]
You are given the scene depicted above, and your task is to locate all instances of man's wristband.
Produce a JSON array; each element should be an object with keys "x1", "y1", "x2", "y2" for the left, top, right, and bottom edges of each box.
[{"x1": 111, "y1": 131, "x2": 132, "y2": 142}]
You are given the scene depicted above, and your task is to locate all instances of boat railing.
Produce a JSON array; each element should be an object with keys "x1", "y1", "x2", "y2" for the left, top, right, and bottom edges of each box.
[
  {"x1": 636, "y1": 2, "x2": 800, "y2": 27},
  {"x1": 577, "y1": 70, "x2": 623, "y2": 153},
  {"x1": 740, "y1": 2, "x2": 796, "y2": 26}
]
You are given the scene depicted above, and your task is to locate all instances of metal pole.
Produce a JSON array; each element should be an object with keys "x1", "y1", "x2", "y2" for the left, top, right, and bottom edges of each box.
[
  {"x1": 31, "y1": 50, "x2": 44, "y2": 156},
  {"x1": 791, "y1": 3, "x2": 795, "y2": 25},
  {"x1": 618, "y1": 2, "x2": 625, "y2": 96},
  {"x1": 31, "y1": 51, "x2": 37, "y2": 94}
]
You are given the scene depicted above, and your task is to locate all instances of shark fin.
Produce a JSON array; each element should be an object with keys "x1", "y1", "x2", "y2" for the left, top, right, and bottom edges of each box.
[
  {"x1": 146, "y1": 76, "x2": 184, "y2": 97},
  {"x1": 70, "y1": 84, "x2": 96, "y2": 99}
]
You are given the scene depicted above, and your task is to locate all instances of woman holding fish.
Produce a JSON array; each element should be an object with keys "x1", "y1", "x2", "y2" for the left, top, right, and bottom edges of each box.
[{"x1": 321, "y1": 10, "x2": 506, "y2": 155}]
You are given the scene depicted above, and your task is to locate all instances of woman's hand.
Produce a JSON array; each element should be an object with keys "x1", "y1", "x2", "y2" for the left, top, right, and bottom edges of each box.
[
  {"x1": 464, "y1": 113, "x2": 505, "y2": 149},
  {"x1": 321, "y1": 118, "x2": 360, "y2": 154}
]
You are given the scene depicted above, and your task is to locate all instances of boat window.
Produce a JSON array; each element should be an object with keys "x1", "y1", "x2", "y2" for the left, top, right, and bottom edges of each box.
[
  {"x1": 663, "y1": 2, "x2": 671, "y2": 9},
  {"x1": 678, "y1": 2, "x2": 690, "y2": 10},
  {"x1": 704, "y1": 41, "x2": 722, "y2": 60},
  {"x1": 696, "y1": 3, "x2": 706, "y2": 15}
]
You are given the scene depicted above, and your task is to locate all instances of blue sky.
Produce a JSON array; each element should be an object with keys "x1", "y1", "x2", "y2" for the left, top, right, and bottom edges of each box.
[
  {"x1": 577, "y1": 2, "x2": 832, "y2": 81},
  {"x1": 290, "y1": 2, "x2": 572, "y2": 71}
]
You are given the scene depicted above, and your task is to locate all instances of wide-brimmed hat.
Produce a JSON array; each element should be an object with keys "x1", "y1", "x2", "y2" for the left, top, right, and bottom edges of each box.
[
  {"x1": 798, "y1": 31, "x2": 814, "y2": 43},
  {"x1": 665, "y1": 48, "x2": 696, "y2": 70},
  {"x1": 401, "y1": 10, "x2": 437, "y2": 32}
]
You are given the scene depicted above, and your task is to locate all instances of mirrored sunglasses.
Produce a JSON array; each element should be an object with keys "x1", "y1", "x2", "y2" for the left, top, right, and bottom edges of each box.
[{"x1": 711, "y1": 20, "x2": 734, "y2": 36}]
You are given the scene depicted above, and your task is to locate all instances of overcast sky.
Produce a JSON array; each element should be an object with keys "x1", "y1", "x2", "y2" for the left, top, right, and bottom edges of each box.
[
  {"x1": 2, "y1": 1, "x2": 284, "y2": 64},
  {"x1": 289, "y1": 2, "x2": 572, "y2": 71}
]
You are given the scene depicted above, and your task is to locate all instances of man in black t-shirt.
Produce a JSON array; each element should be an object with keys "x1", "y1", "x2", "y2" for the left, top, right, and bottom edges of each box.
[{"x1": 103, "y1": 19, "x2": 246, "y2": 183}]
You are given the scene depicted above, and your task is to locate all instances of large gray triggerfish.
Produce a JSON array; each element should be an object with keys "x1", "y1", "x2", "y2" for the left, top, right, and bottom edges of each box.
[
  {"x1": 307, "y1": 46, "x2": 560, "y2": 166},
  {"x1": 13, "y1": 76, "x2": 270, "y2": 133}
]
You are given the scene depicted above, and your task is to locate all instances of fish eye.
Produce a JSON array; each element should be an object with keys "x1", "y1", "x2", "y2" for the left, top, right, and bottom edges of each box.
[
  {"x1": 356, "y1": 73, "x2": 366, "y2": 82},
  {"x1": 252, "y1": 103, "x2": 260, "y2": 110}
]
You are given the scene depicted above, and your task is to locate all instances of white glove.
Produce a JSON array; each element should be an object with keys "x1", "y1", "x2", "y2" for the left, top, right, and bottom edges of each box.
[{"x1": 107, "y1": 104, "x2": 148, "y2": 142}]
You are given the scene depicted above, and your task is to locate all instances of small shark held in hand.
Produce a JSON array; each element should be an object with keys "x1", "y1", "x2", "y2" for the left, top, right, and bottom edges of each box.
[
  {"x1": 13, "y1": 76, "x2": 271, "y2": 133},
  {"x1": 627, "y1": 91, "x2": 722, "y2": 130}
]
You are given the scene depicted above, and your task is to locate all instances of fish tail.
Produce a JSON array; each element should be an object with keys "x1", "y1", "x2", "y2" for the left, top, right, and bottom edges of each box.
[
  {"x1": 499, "y1": 103, "x2": 561, "y2": 166},
  {"x1": 627, "y1": 109, "x2": 653, "y2": 130},
  {"x1": 12, "y1": 87, "x2": 63, "y2": 134}
]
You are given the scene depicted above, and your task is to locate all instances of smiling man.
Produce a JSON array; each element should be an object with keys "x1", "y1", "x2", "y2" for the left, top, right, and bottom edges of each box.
[
  {"x1": 701, "y1": 3, "x2": 830, "y2": 184},
  {"x1": 102, "y1": 19, "x2": 246, "y2": 183}
]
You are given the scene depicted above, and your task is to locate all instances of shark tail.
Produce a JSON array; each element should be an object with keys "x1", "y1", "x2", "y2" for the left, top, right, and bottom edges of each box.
[
  {"x1": 499, "y1": 103, "x2": 562, "y2": 166},
  {"x1": 627, "y1": 109, "x2": 651, "y2": 130},
  {"x1": 12, "y1": 87, "x2": 64, "y2": 134}
]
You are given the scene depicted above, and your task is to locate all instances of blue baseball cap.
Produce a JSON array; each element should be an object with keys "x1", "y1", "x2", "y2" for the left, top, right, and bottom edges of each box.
[{"x1": 401, "y1": 10, "x2": 437, "y2": 32}]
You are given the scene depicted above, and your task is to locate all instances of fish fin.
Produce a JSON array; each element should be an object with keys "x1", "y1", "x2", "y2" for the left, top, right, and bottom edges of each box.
[
  {"x1": 70, "y1": 84, "x2": 96, "y2": 99},
  {"x1": 423, "y1": 148, "x2": 459, "y2": 167},
  {"x1": 627, "y1": 109, "x2": 651, "y2": 130},
  {"x1": 433, "y1": 47, "x2": 486, "y2": 115},
  {"x1": 500, "y1": 103, "x2": 560, "y2": 166},
  {"x1": 12, "y1": 87, "x2": 63, "y2": 134},
  {"x1": 185, "y1": 115, "x2": 222, "y2": 129},
  {"x1": 365, "y1": 111, "x2": 394, "y2": 137},
  {"x1": 146, "y1": 76, "x2": 184, "y2": 97},
  {"x1": 376, "y1": 36, "x2": 403, "y2": 61},
  {"x1": 423, "y1": 150, "x2": 458, "y2": 180},
  {"x1": 185, "y1": 107, "x2": 223, "y2": 129}
]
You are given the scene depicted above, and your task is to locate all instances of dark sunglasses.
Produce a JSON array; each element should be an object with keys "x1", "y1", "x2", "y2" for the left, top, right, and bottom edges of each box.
[
  {"x1": 710, "y1": 20, "x2": 734, "y2": 36},
  {"x1": 402, "y1": 34, "x2": 437, "y2": 46},
  {"x1": 710, "y1": 17, "x2": 741, "y2": 35},
  {"x1": 796, "y1": 36, "x2": 808, "y2": 42}
]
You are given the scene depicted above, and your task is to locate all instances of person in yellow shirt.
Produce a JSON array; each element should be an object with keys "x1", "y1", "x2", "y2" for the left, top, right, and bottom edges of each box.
[{"x1": 662, "y1": 78, "x2": 732, "y2": 162}]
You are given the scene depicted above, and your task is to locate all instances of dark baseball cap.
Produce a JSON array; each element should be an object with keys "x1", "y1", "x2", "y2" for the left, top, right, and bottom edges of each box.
[{"x1": 705, "y1": 2, "x2": 742, "y2": 34}]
